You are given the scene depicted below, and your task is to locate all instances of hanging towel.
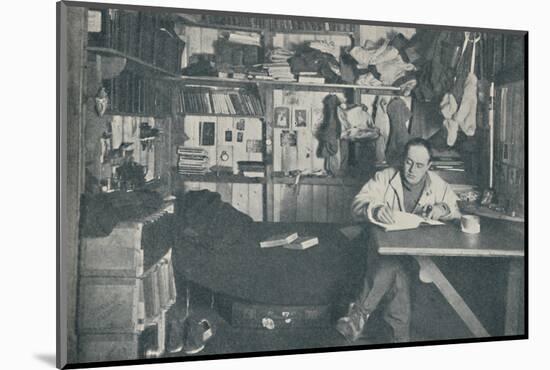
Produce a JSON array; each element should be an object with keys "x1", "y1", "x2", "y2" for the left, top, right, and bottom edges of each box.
[{"x1": 337, "y1": 104, "x2": 378, "y2": 141}]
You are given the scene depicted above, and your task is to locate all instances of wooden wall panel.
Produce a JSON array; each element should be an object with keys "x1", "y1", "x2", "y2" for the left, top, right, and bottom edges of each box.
[
  {"x1": 279, "y1": 184, "x2": 298, "y2": 222},
  {"x1": 494, "y1": 81, "x2": 524, "y2": 216},
  {"x1": 248, "y1": 184, "x2": 264, "y2": 221},
  {"x1": 216, "y1": 182, "x2": 233, "y2": 204},
  {"x1": 296, "y1": 184, "x2": 313, "y2": 222},
  {"x1": 232, "y1": 183, "x2": 250, "y2": 216},
  {"x1": 312, "y1": 185, "x2": 329, "y2": 223}
]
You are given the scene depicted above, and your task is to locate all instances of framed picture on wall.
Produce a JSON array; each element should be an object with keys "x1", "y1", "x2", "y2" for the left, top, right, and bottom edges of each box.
[
  {"x1": 293, "y1": 108, "x2": 308, "y2": 128},
  {"x1": 274, "y1": 107, "x2": 290, "y2": 128}
]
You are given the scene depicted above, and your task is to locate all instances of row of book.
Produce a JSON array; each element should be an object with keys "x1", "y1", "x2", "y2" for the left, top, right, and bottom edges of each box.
[
  {"x1": 177, "y1": 88, "x2": 264, "y2": 116},
  {"x1": 140, "y1": 250, "x2": 176, "y2": 323},
  {"x1": 104, "y1": 70, "x2": 171, "y2": 116},
  {"x1": 177, "y1": 146, "x2": 209, "y2": 175},
  {"x1": 88, "y1": 9, "x2": 185, "y2": 74},
  {"x1": 191, "y1": 14, "x2": 356, "y2": 32}
]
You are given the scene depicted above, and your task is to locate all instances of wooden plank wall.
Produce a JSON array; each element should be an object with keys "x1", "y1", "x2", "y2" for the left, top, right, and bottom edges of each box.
[
  {"x1": 494, "y1": 80, "x2": 525, "y2": 215},
  {"x1": 272, "y1": 183, "x2": 360, "y2": 224},
  {"x1": 179, "y1": 181, "x2": 264, "y2": 221},
  {"x1": 181, "y1": 115, "x2": 263, "y2": 173}
]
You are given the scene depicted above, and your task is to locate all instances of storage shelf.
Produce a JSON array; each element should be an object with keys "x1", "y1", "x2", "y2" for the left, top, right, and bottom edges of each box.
[
  {"x1": 167, "y1": 76, "x2": 402, "y2": 94},
  {"x1": 176, "y1": 112, "x2": 265, "y2": 119},
  {"x1": 271, "y1": 173, "x2": 367, "y2": 186},
  {"x1": 175, "y1": 172, "x2": 266, "y2": 184},
  {"x1": 87, "y1": 47, "x2": 180, "y2": 77}
]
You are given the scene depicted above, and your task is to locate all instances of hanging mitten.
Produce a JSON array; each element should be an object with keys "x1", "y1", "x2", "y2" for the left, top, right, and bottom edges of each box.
[{"x1": 316, "y1": 94, "x2": 342, "y2": 158}]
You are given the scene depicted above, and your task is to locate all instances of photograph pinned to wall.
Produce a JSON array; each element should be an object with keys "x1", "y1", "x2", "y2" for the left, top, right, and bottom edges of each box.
[
  {"x1": 274, "y1": 107, "x2": 290, "y2": 128},
  {"x1": 246, "y1": 139, "x2": 263, "y2": 153},
  {"x1": 236, "y1": 118, "x2": 246, "y2": 131},
  {"x1": 280, "y1": 130, "x2": 297, "y2": 146},
  {"x1": 293, "y1": 108, "x2": 308, "y2": 128},
  {"x1": 200, "y1": 121, "x2": 216, "y2": 146},
  {"x1": 237, "y1": 131, "x2": 244, "y2": 142},
  {"x1": 225, "y1": 130, "x2": 233, "y2": 142}
]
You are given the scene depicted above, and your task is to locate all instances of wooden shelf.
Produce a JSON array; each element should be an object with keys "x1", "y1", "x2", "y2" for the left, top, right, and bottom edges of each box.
[
  {"x1": 272, "y1": 173, "x2": 367, "y2": 186},
  {"x1": 87, "y1": 47, "x2": 180, "y2": 77},
  {"x1": 175, "y1": 172, "x2": 266, "y2": 184},
  {"x1": 176, "y1": 112, "x2": 265, "y2": 119},
  {"x1": 166, "y1": 76, "x2": 402, "y2": 94}
]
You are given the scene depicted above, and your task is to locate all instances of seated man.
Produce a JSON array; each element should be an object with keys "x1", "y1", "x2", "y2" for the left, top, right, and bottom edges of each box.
[{"x1": 336, "y1": 137, "x2": 461, "y2": 343}]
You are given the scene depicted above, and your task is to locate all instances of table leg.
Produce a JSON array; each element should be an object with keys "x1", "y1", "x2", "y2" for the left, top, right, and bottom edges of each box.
[
  {"x1": 414, "y1": 256, "x2": 490, "y2": 337},
  {"x1": 504, "y1": 258, "x2": 524, "y2": 335}
]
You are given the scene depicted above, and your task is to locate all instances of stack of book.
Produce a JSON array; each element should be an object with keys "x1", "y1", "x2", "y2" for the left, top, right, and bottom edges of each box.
[
  {"x1": 265, "y1": 48, "x2": 294, "y2": 64},
  {"x1": 298, "y1": 72, "x2": 325, "y2": 84},
  {"x1": 431, "y1": 158, "x2": 465, "y2": 172},
  {"x1": 238, "y1": 161, "x2": 265, "y2": 178},
  {"x1": 265, "y1": 63, "x2": 295, "y2": 81},
  {"x1": 260, "y1": 232, "x2": 319, "y2": 250},
  {"x1": 177, "y1": 146, "x2": 209, "y2": 175}
]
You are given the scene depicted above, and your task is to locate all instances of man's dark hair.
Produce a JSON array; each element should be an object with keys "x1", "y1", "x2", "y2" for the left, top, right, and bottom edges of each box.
[{"x1": 402, "y1": 137, "x2": 434, "y2": 162}]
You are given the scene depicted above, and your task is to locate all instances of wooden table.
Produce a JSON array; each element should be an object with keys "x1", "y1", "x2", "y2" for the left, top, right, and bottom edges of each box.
[{"x1": 371, "y1": 217, "x2": 525, "y2": 337}]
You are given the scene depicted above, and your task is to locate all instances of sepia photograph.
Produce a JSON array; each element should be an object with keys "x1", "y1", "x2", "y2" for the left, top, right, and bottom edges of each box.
[{"x1": 57, "y1": 0, "x2": 527, "y2": 368}]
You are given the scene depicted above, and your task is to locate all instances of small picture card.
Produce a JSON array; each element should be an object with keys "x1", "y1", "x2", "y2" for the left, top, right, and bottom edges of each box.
[
  {"x1": 274, "y1": 107, "x2": 290, "y2": 128},
  {"x1": 293, "y1": 108, "x2": 308, "y2": 128},
  {"x1": 246, "y1": 139, "x2": 263, "y2": 153},
  {"x1": 225, "y1": 130, "x2": 233, "y2": 142},
  {"x1": 237, "y1": 132, "x2": 244, "y2": 142},
  {"x1": 236, "y1": 118, "x2": 246, "y2": 131},
  {"x1": 200, "y1": 121, "x2": 216, "y2": 146},
  {"x1": 280, "y1": 130, "x2": 297, "y2": 146}
]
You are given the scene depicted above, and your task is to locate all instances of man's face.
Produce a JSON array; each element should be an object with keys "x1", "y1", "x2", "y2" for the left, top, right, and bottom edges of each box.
[{"x1": 402, "y1": 145, "x2": 431, "y2": 185}]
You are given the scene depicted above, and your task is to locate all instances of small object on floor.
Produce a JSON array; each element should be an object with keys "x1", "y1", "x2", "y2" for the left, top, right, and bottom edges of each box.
[
  {"x1": 182, "y1": 317, "x2": 214, "y2": 355},
  {"x1": 335, "y1": 303, "x2": 369, "y2": 343}
]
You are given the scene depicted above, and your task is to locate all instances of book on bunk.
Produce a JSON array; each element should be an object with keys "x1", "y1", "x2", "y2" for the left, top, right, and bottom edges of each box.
[{"x1": 260, "y1": 232, "x2": 299, "y2": 248}]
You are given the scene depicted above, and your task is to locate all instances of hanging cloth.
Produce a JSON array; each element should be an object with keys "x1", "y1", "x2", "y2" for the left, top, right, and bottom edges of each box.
[{"x1": 441, "y1": 33, "x2": 480, "y2": 146}]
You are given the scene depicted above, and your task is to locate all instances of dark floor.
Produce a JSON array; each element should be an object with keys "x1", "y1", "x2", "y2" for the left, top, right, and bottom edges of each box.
[{"x1": 155, "y1": 257, "x2": 509, "y2": 359}]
